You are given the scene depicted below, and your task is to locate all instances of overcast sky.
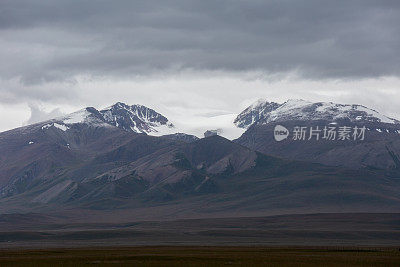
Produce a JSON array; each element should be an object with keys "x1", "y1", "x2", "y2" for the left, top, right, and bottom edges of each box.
[{"x1": 1, "y1": 0, "x2": 400, "y2": 135}]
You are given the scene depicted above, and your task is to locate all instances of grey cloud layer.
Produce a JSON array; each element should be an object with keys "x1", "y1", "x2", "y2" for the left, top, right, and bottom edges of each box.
[{"x1": 1, "y1": 0, "x2": 400, "y2": 89}]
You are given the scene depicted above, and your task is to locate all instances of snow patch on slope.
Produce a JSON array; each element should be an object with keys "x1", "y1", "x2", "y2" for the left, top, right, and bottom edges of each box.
[
  {"x1": 41, "y1": 122, "x2": 70, "y2": 131},
  {"x1": 53, "y1": 123, "x2": 69, "y2": 131},
  {"x1": 62, "y1": 109, "x2": 91, "y2": 124}
]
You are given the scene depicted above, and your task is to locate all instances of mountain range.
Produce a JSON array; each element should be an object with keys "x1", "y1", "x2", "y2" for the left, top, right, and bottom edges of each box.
[
  {"x1": 235, "y1": 99, "x2": 400, "y2": 172},
  {"x1": 0, "y1": 99, "x2": 399, "y2": 219}
]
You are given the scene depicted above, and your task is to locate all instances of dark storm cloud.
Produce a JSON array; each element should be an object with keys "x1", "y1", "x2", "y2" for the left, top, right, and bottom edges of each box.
[{"x1": 0, "y1": 0, "x2": 399, "y2": 92}]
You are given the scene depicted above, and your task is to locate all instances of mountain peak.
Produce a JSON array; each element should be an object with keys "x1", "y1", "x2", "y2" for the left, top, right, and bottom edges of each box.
[
  {"x1": 234, "y1": 99, "x2": 400, "y2": 129},
  {"x1": 234, "y1": 99, "x2": 281, "y2": 128},
  {"x1": 39, "y1": 102, "x2": 175, "y2": 136},
  {"x1": 99, "y1": 102, "x2": 174, "y2": 135},
  {"x1": 113, "y1": 101, "x2": 129, "y2": 108}
]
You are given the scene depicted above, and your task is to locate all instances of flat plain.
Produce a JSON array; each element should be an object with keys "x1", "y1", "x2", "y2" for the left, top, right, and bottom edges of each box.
[{"x1": 0, "y1": 246, "x2": 399, "y2": 266}]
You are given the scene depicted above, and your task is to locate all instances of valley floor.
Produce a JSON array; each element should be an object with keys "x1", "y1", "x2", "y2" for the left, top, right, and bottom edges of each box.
[
  {"x1": 0, "y1": 213, "x2": 399, "y2": 248},
  {"x1": 0, "y1": 246, "x2": 399, "y2": 266}
]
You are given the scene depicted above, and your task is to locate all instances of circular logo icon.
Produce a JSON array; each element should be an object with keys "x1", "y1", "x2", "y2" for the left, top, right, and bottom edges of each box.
[{"x1": 274, "y1": 125, "x2": 289, "y2": 141}]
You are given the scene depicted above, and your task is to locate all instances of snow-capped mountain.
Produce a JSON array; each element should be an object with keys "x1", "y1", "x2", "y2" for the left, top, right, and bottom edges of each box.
[
  {"x1": 41, "y1": 107, "x2": 109, "y2": 130},
  {"x1": 234, "y1": 99, "x2": 400, "y2": 129},
  {"x1": 234, "y1": 100, "x2": 281, "y2": 129},
  {"x1": 235, "y1": 98, "x2": 400, "y2": 172},
  {"x1": 99, "y1": 102, "x2": 174, "y2": 135},
  {"x1": 1, "y1": 98, "x2": 400, "y2": 219},
  {"x1": 40, "y1": 102, "x2": 175, "y2": 136}
]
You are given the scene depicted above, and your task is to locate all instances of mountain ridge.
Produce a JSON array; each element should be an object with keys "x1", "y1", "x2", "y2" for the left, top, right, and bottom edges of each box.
[
  {"x1": 0, "y1": 99, "x2": 400, "y2": 218},
  {"x1": 234, "y1": 99, "x2": 400, "y2": 129},
  {"x1": 3, "y1": 102, "x2": 176, "y2": 137}
]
